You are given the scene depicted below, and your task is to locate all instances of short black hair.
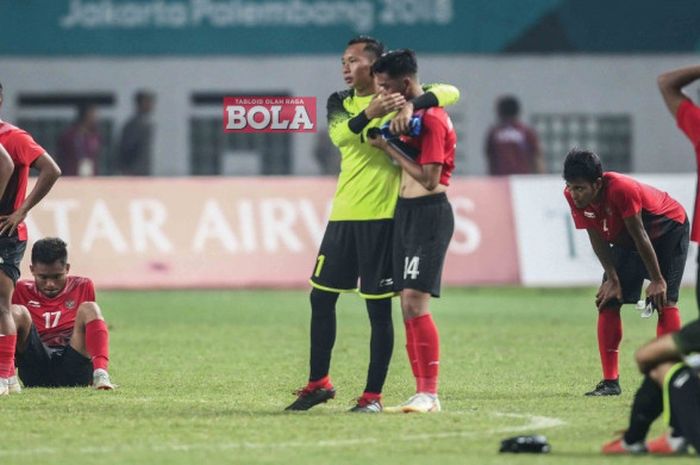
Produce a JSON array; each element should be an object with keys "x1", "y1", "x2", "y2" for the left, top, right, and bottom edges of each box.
[
  {"x1": 563, "y1": 148, "x2": 603, "y2": 183},
  {"x1": 135, "y1": 90, "x2": 154, "y2": 106},
  {"x1": 371, "y1": 49, "x2": 418, "y2": 79},
  {"x1": 347, "y1": 35, "x2": 384, "y2": 60},
  {"x1": 497, "y1": 95, "x2": 520, "y2": 119},
  {"x1": 31, "y1": 237, "x2": 68, "y2": 265}
]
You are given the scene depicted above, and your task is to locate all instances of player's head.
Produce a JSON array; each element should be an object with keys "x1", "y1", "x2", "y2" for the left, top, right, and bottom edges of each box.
[
  {"x1": 30, "y1": 237, "x2": 70, "y2": 298},
  {"x1": 371, "y1": 49, "x2": 418, "y2": 98},
  {"x1": 497, "y1": 95, "x2": 520, "y2": 120},
  {"x1": 563, "y1": 148, "x2": 604, "y2": 208},
  {"x1": 342, "y1": 36, "x2": 384, "y2": 91}
]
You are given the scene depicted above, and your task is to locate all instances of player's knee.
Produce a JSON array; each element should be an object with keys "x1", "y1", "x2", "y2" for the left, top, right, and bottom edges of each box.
[
  {"x1": 401, "y1": 290, "x2": 428, "y2": 319},
  {"x1": 77, "y1": 302, "x2": 103, "y2": 321},
  {"x1": 10, "y1": 304, "x2": 31, "y2": 326},
  {"x1": 648, "y1": 363, "x2": 672, "y2": 386}
]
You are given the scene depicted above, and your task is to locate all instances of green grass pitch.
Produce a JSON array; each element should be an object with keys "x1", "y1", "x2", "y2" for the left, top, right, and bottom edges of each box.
[{"x1": 2, "y1": 287, "x2": 699, "y2": 465}]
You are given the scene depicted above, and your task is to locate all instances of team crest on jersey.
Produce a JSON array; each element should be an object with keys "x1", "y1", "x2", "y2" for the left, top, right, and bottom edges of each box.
[
  {"x1": 65, "y1": 299, "x2": 76, "y2": 309},
  {"x1": 584, "y1": 211, "x2": 596, "y2": 218}
]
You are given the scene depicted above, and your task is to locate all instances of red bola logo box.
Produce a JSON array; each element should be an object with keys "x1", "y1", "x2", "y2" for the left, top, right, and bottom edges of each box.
[{"x1": 223, "y1": 96, "x2": 317, "y2": 133}]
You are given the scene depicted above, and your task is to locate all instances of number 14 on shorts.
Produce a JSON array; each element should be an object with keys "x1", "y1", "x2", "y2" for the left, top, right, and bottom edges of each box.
[{"x1": 404, "y1": 256, "x2": 420, "y2": 280}]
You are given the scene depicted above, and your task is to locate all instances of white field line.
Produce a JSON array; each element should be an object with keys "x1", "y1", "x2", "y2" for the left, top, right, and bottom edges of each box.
[{"x1": 0, "y1": 411, "x2": 566, "y2": 456}]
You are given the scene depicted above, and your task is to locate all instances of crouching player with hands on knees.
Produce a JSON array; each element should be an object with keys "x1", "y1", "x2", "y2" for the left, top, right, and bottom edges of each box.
[
  {"x1": 602, "y1": 319, "x2": 700, "y2": 455},
  {"x1": 9, "y1": 237, "x2": 114, "y2": 391},
  {"x1": 368, "y1": 49, "x2": 456, "y2": 413},
  {"x1": 563, "y1": 149, "x2": 688, "y2": 396}
]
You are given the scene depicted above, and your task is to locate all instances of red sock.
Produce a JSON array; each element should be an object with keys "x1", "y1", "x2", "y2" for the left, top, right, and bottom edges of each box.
[
  {"x1": 85, "y1": 319, "x2": 110, "y2": 371},
  {"x1": 410, "y1": 313, "x2": 440, "y2": 395},
  {"x1": 307, "y1": 375, "x2": 332, "y2": 390},
  {"x1": 0, "y1": 334, "x2": 16, "y2": 378},
  {"x1": 404, "y1": 318, "x2": 421, "y2": 382},
  {"x1": 361, "y1": 392, "x2": 382, "y2": 401},
  {"x1": 597, "y1": 307, "x2": 622, "y2": 380},
  {"x1": 657, "y1": 306, "x2": 682, "y2": 337}
]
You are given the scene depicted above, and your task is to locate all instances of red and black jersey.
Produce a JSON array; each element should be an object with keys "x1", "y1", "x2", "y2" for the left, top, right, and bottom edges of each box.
[
  {"x1": 401, "y1": 107, "x2": 457, "y2": 186},
  {"x1": 676, "y1": 99, "x2": 700, "y2": 243},
  {"x1": 565, "y1": 172, "x2": 687, "y2": 248},
  {"x1": 12, "y1": 276, "x2": 96, "y2": 347},
  {"x1": 0, "y1": 120, "x2": 45, "y2": 241}
]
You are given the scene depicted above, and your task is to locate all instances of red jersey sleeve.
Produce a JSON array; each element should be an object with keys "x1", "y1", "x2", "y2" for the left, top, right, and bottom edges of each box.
[
  {"x1": 83, "y1": 278, "x2": 96, "y2": 301},
  {"x1": 5, "y1": 130, "x2": 44, "y2": 165},
  {"x1": 608, "y1": 178, "x2": 642, "y2": 218},
  {"x1": 677, "y1": 99, "x2": 700, "y2": 149},
  {"x1": 564, "y1": 188, "x2": 588, "y2": 229},
  {"x1": 419, "y1": 112, "x2": 448, "y2": 165}
]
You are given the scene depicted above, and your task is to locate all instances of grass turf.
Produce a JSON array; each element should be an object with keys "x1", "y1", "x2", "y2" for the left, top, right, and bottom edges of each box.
[{"x1": 1, "y1": 287, "x2": 699, "y2": 465}]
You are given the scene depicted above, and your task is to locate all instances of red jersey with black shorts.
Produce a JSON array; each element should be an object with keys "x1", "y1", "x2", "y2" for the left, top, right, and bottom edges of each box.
[
  {"x1": 0, "y1": 120, "x2": 45, "y2": 241},
  {"x1": 393, "y1": 108, "x2": 457, "y2": 297},
  {"x1": 565, "y1": 172, "x2": 689, "y2": 304},
  {"x1": 13, "y1": 276, "x2": 96, "y2": 347},
  {"x1": 0, "y1": 120, "x2": 45, "y2": 284}
]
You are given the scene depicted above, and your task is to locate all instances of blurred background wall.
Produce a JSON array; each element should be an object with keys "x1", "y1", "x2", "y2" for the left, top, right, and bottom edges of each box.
[{"x1": 2, "y1": 0, "x2": 700, "y2": 178}]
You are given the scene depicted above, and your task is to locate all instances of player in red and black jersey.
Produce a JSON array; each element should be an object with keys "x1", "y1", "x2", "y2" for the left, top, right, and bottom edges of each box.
[
  {"x1": 564, "y1": 149, "x2": 689, "y2": 396},
  {"x1": 658, "y1": 65, "x2": 700, "y2": 316},
  {"x1": 10, "y1": 237, "x2": 114, "y2": 390},
  {"x1": 368, "y1": 49, "x2": 456, "y2": 413},
  {"x1": 0, "y1": 81, "x2": 61, "y2": 395}
]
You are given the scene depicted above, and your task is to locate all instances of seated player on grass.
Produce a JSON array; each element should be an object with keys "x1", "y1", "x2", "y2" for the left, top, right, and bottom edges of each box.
[
  {"x1": 7, "y1": 237, "x2": 114, "y2": 392},
  {"x1": 602, "y1": 319, "x2": 700, "y2": 455}
]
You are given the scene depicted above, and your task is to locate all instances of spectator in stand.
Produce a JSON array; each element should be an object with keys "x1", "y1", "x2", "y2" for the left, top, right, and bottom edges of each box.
[
  {"x1": 117, "y1": 90, "x2": 155, "y2": 176},
  {"x1": 484, "y1": 95, "x2": 545, "y2": 175},
  {"x1": 57, "y1": 103, "x2": 102, "y2": 176}
]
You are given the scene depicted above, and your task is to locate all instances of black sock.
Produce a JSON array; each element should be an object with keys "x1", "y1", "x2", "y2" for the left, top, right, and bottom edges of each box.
[
  {"x1": 364, "y1": 298, "x2": 393, "y2": 394},
  {"x1": 309, "y1": 288, "x2": 339, "y2": 382},
  {"x1": 668, "y1": 366, "x2": 700, "y2": 452},
  {"x1": 624, "y1": 375, "x2": 663, "y2": 444}
]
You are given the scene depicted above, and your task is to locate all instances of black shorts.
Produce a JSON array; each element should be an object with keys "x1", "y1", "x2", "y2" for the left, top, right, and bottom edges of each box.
[
  {"x1": 310, "y1": 219, "x2": 394, "y2": 298},
  {"x1": 674, "y1": 319, "x2": 700, "y2": 355},
  {"x1": 16, "y1": 325, "x2": 92, "y2": 388},
  {"x1": 393, "y1": 193, "x2": 454, "y2": 297},
  {"x1": 0, "y1": 235, "x2": 26, "y2": 283},
  {"x1": 603, "y1": 220, "x2": 689, "y2": 305}
]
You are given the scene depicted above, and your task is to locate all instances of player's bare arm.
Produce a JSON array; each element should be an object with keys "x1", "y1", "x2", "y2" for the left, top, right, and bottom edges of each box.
[
  {"x1": 0, "y1": 153, "x2": 60, "y2": 236},
  {"x1": 634, "y1": 333, "x2": 681, "y2": 374},
  {"x1": 0, "y1": 144, "x2": 15, "y2": 201},
  {"x1": 389, "y1": 84, "x2": 461, "y2": 135},
  {"x1": 623, "y1": 213, "x2": 668, "y2": 309},
  {"x1": 657, "y1": 65, "x2": 700, "y2": 116},
  {"x1": 587, "y1": 228, "x2": 622, "y2": 309}
]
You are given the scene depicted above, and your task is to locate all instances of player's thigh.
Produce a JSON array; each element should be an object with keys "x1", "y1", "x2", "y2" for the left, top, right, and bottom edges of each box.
[
  {"x1": 606, "y1": 245, "x2": 645, "y2": 305},
  {"x1": 0, "y1": 236, "x2": 26, "y2": 285},
  {"x1": 309, "y1": 221, "x2": 359, "y2": 292},
  {"x1": 355, "y1": 219, "x2": 394, "y2": 298},
  {"x1": 653, "y1": 222, "x2": 689, "y2": 303},
  {"x1": 16, "y1": 325, "x2": 54, "y2": 387},
  {"x1": 54, "y1": 346, "x2": 92, "y2": 387},
  {"x1": 392, "y1": 194, "x2": 454, "y2": 298}
]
